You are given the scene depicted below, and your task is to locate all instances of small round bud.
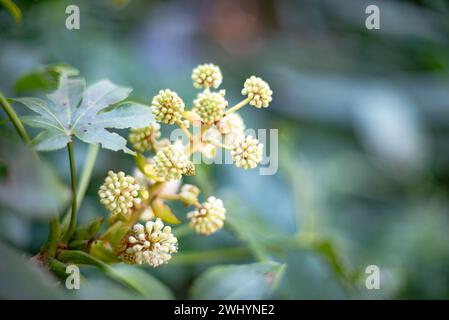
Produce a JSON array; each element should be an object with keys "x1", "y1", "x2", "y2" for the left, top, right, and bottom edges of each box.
[
  {"x1": 231, "y1": 135, "x2": 263, "y2": 169},
  {"x1": 98, "y1": 171, "x2": 143, "y2": 219},
  {"x1": 193, "y1": 89, "x2": 228, "y2": 125},
  {"x1": 179, "y1": 184, "x2": 200, "y2": 206},
  {"x1": 151, "y1": 89, "x2": 185, "y2": 124},
  {"x1": 118, "y1": 218, "x2": 178, "y2": 267},
  {"x1": 153, "y1": 144, "x2": 192, "y2": 181},
  {"x1": 192, "y1": 63, "x2": 222, "y2": 89},
  {"x1": 128, "y1": 123, "x2": 161, "y2": 153},
  {"x1": 241, "y1": 76, "x2": 273, "y2": 108},
  {"x1": 187, "y1": 196, "x2": 226, "y2": 235}
]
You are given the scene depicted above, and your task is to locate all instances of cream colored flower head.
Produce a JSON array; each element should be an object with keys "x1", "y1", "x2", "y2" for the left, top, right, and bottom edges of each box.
[
  {"x1": 231, "y1": 135, "x2": 263, "y2": 169},
  {"x1": 98, "y1": 171, "x2": 142, "y2": 219},
  {"x1": 187, "y1": 196, "x2": 226, "y2": 235},
  {"x1": 242, "y1": 76, "x2": 273, "y2": 108},
  {"x1": 151, "y1": 89, "x2": 185, "y2": 124},
  {"x1": 153, "y1": 143, "x2": 193, "y2": 181},
  {"x1": 192, "y1": 63, "x2": 222, "y2": 89},
  {"x1": 128, "y1": 122, "x2": 161, "y2": 153},
  {"x1": 119, "y1": 218, "x2": 178, "y2": 267},
  {"x1": 193, "y1": 89, "x2": 228, "y2": 125}
]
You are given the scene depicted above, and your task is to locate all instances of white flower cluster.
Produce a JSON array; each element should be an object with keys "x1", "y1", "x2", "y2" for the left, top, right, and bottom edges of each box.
[
  {"x1": 231, "y1": 135, "x2": 263, "y2": 169},
  {"x1": 98, "y1": 171, "x2": 142, "y2": 218},
  {"x1": 119, "y1": 218, "x2": 178, "y2": 267},
  {"x1": 154, "y1": 144, "x2": 193, "y2": 181},
  {"x1": 187, "y1": 196, "x2": 226, "y2": 235},
  {"x1": 241, "y1": 76, "x2": 273, "y2": 108},
  {"x1": 192, "y1": 63, "x2": 223, "y2": 89}
]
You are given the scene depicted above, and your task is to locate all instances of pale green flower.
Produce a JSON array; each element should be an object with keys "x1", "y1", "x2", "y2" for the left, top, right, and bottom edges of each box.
[{"x1": 151, "y1": 89, "x2": 185, "y2": 124}]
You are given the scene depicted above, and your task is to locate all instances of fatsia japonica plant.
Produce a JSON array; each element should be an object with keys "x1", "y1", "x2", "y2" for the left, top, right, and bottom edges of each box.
[{"x1": 0, "y1": 63, "x2": 282, "y2": 297}]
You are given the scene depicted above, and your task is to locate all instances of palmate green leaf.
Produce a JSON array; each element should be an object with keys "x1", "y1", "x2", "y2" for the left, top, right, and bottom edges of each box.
[
  {"x1": 15, "y1": 76, "x2": 153, "y2": 154},
  {"x1": 189, "y1": 262, "x2": 286, "y2": 300}
]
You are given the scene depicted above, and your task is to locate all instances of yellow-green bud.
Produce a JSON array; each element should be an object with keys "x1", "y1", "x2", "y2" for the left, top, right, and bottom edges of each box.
[
  {"x1": 128, "y1": 123, "x2": 161, "y2": 153},
  {"x1": 153, "y1": 144, "x2": 192, "y2": 181},
  {"x1": 151, "y1": 89, "x2": 185, "y2": 124},
  {"x1": 193, "y1": 89, "x2": 228, "y2": 125}
]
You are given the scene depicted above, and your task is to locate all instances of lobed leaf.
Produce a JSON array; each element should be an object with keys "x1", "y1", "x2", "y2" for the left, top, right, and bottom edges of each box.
[{"x1": 15, "y1": 76, "x2": 154, "y2": 154}]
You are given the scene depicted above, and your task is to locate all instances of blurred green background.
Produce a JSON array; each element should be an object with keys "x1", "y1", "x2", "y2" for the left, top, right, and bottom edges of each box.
[{"x1": 1, "y1": 0, "x2": 449, "y2": 299}]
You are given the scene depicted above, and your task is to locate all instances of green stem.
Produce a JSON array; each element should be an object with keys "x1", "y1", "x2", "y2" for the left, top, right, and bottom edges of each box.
[
  {"x1": 0, "y1": 93, "x2": 31, "y2": 144},
  {"x1": 44, "y1": 217, "x2": 60, "y2": 256},
  {"x1": 225, "y1": 97, "x2": 250, "y2": 116},
  {"x1": 61, "y1": 144, "x2": 99, "y2": 235},
  {"x1": 75, "y1": 144, "x2": 99, "y2": 208},
  {"x1": 63, "y1": 142, "x2": 77, "y2": 242}
]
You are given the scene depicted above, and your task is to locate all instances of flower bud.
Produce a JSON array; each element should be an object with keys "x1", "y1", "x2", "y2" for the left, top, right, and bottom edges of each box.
[
  {"x1": 98, "y1": 171, "x2": 143, "y2": 219},
  {"x1": 231, "y1": 135, "x2": 263, "y2": 169},
  {"x1": 241, "y1": 76, "x2": 272, "y2": 108},
  {"x1": 187, "y1": 196, "x2": 226, "y2": 235},
  {"x1": 128, "y1": 123, "x2": 161, "y2": 153},
  {"x1": 118, "y1": 218, "x2": 178, "y2": 267},
  {"x1": 151, "y1": 89, "x2": 185, "y2": 124},
  {"x1": 192, "y1": 63, "x2": 222, "y2": 89},
  {"x1": 193, "y1": 89, "x2": 227, "y2": 125},
  {"x1": 153, "y1": 144, "x2": 193, "y2": 181}
]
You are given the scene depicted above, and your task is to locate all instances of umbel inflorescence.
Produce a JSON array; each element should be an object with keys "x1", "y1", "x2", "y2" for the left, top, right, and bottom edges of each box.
[{"x1": 97, "y1": 63, "x2": 272, "y2": 267}]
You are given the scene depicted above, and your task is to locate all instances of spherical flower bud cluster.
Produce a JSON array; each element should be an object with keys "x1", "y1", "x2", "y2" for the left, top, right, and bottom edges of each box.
[
  {"x1": 128, "y1": 123, "x2": 161, "y2": 153},
  {"x1": 154, "y1": 144, "x2": 193, "y2": 181},
  {"x1": 187, "y1": 196, "x2": 226, "y2": 235},
  {"x1": 98, "y1": 171, "x2": 142, "y2": 218},
  {"x1": 192, "y1": 63, "x2": 222, "y2": 89},
  {"x1": 151, "y1": 89, "x2": 185, "y2": 124},
  {"x1": 119, "y1": 218, "x2": 178, "y2": 267},
  {"x1": 241, "y1": 76, "x2": 273, "y2": 108},
  {"x1": 193, "y1": 89, "x2": 228, "y2": 125},
  {"x1": 179, "y1": 184, "x2": 200, "y2": 206},
  {"x1": 231, "y1": 135, "x2": 263, "y2": 169}
]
